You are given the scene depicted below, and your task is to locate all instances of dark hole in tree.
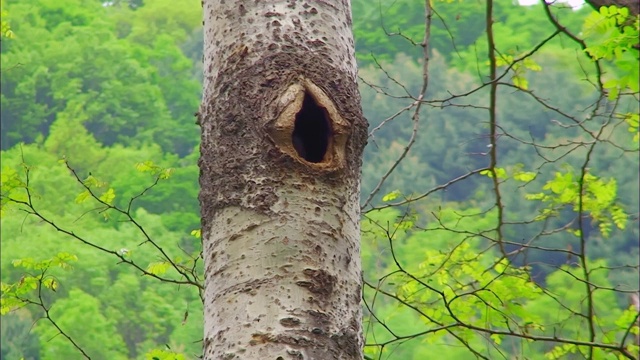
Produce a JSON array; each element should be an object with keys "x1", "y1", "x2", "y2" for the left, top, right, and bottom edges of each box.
[{"x1": 291, "y1": 93, "x2": 330, "y2": 163}]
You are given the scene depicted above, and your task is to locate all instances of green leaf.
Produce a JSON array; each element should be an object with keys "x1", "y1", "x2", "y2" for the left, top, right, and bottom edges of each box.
[
  {"x1": 145, "y1": 349, "x2": 185, "y2": 360},
  {"x1": 83, "y1": 175, "x2": 105, "y2": 188},
  {"x1": 12, "y1": 258, "x2": 34, "y2": 269},
  {"x1": 135, "y1": 161, "x2": 173, "y2": 179},
  {"x1": 480, "y1": 169, "x2": 493, "y2": 178},
  {"x1": 623, "y1": 113, "x2": 639, "y2": 142},
  {"x1": 523, "y1": 58, "x2": 542, "y2": 71},
  {"x1": 513, "y1": 75, "x2": 528, "y2": 90},
  {"x1": 496, "y1": 55, "x2": 513, "y2": 67},
  {"x1": 147, "y1": 262, "x2": 171, "y2": 276},
  {"x1": 599, "y1": 221, "x2": 612, "y2": 238},
  {"x1": 611, "y1": 205, "x2": 628, "y2": 230},
  {"x1": 382, "y1": 190, "x2": 402, "y2": 202},
  {"x1": 75, "y1": 190, "x2": 91, "y2": 204},
  {"x1": 159, "y1": 168, "x2": 174, "y2": 179},
  {"x1": 136, "y1": 161, "x2": 158, "y2": 173},
  {"x1": 53, "y1": 252, "x2": 78, "y2": 267},
  {"x1": 603, "y1": 79, "x2": 618, "y2": 89},
  {"x1": 514, "y1": 171, "x2": 536, "y2": 182},
  {"x1": 99, "y1": 188, "x2": 116, "y2": 205},
  {"x1": 42, "y1": 278, "x2": 58, "y2": 291},
  {"x1": 524, "y1": 192, "x2": 545, "y2": 200},
  {"x1": 618, "y1": 6, "x2": 629, "y2": 16},
  {"x1": 480, "y1": 167, "x2": 507, "y2": 179}
]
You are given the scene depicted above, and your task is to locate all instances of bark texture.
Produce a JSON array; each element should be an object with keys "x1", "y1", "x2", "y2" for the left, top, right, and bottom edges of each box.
[{"x1": 199, "y1": 1, "x2": 367, "y2": 359}]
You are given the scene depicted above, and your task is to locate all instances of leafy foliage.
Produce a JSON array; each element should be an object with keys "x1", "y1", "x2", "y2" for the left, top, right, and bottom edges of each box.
[
  {"x1": 0, "y1": 0, "x2": 201, "y2": 156},
  {"x1": 0, "y1": 0, "x2": 14, "y2": 39},
  {"x1": 584, "y1": 6, "x2": 640, "y2": 100},
  {"x1": 526, "y1": 168, "x2": 628, "y2": 238}
]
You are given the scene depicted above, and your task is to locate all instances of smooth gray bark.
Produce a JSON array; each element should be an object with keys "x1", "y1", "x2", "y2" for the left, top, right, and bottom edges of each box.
[{"x1": 199, "y1": 1, "x2": 367, "y2": 359}]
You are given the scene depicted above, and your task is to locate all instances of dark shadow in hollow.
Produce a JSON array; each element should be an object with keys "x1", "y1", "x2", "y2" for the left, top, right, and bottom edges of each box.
[{"x1": 291, "y1": 93, "x2": 330, "y2": 163}]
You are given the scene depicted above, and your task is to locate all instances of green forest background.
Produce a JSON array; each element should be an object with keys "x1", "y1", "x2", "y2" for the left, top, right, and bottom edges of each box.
[{"x1": 1, "y1": 0, "x2": 638, "y2": 359}]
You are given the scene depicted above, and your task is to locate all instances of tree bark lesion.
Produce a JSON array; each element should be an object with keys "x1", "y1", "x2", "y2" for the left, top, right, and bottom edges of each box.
[
  {"x1": 331, "y1": 330, "x2": 362, "y2": 357},
  {"x1": 267, "y1": 78, "x2": 351, "y2": 170},
  {"x1": 297, "y1": 268, "x2": 336, "y2": 297}
]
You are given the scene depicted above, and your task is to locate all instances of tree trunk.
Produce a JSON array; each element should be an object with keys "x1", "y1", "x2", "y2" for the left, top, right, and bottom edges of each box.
[{"x1": 198, "y1": 1, "x2": 367, "y2": 359}]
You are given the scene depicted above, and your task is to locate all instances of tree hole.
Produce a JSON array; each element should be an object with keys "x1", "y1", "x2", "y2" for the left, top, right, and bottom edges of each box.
[{"x1": 291, "y1": 93, "x2": 330, "y2": 163}]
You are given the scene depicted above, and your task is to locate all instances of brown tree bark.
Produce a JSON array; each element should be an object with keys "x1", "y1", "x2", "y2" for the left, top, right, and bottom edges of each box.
[{"x1": 198, "y1": 1, "x2": 368, "y2": 359}]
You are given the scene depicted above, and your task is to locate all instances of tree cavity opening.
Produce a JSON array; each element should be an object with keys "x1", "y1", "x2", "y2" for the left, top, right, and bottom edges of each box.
[{"x1": 291, "y1": 93, "x2": 330, "y2": 163}]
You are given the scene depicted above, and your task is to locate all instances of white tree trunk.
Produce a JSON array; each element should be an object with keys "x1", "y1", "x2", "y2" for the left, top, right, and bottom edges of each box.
[{"x1": 199, "y1": 1, "x2": 367, "y2": 359}]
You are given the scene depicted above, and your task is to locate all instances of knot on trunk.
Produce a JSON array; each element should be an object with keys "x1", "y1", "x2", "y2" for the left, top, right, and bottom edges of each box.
[{"x1": 267, "y1": 78, "x2": 349, "y2": 171}]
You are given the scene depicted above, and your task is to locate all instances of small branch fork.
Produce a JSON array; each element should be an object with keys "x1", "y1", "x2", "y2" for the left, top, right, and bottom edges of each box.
[
  {"x1": 361, "y1": 0, "x2": 432, "y2": 210},
  {"x1": 2, "y1": 156, "x2": 205, "y2": 357},
  {"x1": 361, "y1": 0, "x2": 639, "y2": 358},
  {"x1": 17, "y1": 269, "x2": 93, "y2": 359},
  {"x1": 362, "y1": 210, "x2": 639, "y2": 359},
  {"x1": 3, "y1": 159, "x2": 203, "y2": 293}
]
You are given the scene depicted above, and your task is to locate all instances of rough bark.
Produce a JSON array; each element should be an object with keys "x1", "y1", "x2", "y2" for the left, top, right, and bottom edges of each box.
[{"x1": 198, "y1": 1, "x2": 367, "y2": 359}]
